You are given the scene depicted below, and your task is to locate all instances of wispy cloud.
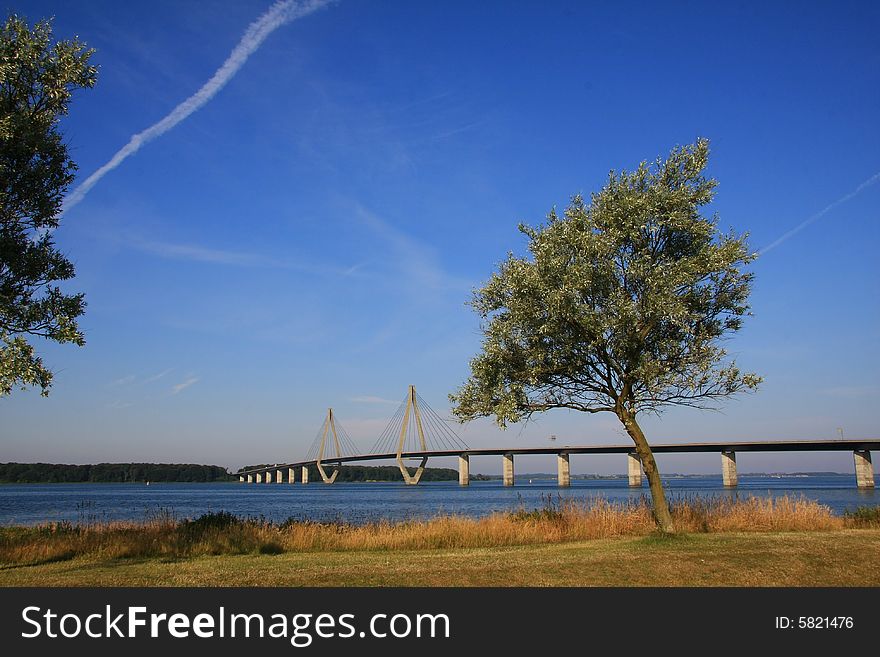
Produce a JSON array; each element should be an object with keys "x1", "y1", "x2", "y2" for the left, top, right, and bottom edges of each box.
[
  {"x1": 136, "y1": 239, "x2": 285, "y2": 267},
  {"x1": 759, "y1": 171, "x2": 880, "y2": 255},
  {"x1": 110, "y1": 374, "x2": 135, "y2": 387},
  {"x1": 350, "y1": 395, "x2": 401, "y2": 405},
  {"x1": 171, "y1": 377, "x2": 199, "y2": 395},
  {"x1": 107, "y1": 400, "x2": 133, "y2": 409},
  {"x1": 425, "y1": 121, "x2": 484, "y2": 143},
  {"x1": 144, "y1": 368, "x2": 174, "y2": 383},
  {"x1": 353, "y1": 204, "x2": 471, "y2": 292},
  {"x1": 62, "y1": 0, "x2": 334, "y2": 214},
  {"x1": 128, "y1": 236, "x2": 364, "y2": 277},
  {"x1": 821, "y1": 385, "x2": 880, "y2": 398}
]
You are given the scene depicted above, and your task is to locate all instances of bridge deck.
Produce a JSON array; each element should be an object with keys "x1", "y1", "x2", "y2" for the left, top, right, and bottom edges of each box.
[{"x1": 237, "y1": 439, "x2": 880, "y2": 475}]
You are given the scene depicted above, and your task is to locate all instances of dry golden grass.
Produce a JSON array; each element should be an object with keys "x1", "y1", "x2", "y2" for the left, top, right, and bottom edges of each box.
[{"x1": 0, "y1": 495, "x2": 870, "y2": 569}]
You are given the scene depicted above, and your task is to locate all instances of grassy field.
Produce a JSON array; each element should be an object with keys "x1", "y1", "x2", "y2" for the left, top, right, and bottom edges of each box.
[
  {"x1": 1, "y1": 497, "x2": 878, "y2": 586},
  {"x1": 1, "y1": 530, "x2": 879, "y2": 586}
]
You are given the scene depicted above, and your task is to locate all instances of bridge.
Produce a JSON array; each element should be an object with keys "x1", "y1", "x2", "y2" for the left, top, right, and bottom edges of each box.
[{"x1": 235, "y1": 386, "x2": 878, "y2": 489}]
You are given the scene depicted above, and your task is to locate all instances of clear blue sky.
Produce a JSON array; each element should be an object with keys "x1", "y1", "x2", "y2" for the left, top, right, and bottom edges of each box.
[{"x1": 4, "y1": 0, "x2": 879, "y2": 474}]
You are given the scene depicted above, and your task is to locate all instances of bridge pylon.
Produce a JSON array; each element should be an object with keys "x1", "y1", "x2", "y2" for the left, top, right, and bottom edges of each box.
[
  {"x1": 369, "y1": 385, "x2": 469, "y2": 484},
  {"x1": 397, "y1": 385, "x2": 429, "y2": 485},
  {"x1": 303, "y1": 408, "x2": 360, "y2": 484},
  {"x1": 316, "y1": 408, "x2": 342, "y2": 484}
]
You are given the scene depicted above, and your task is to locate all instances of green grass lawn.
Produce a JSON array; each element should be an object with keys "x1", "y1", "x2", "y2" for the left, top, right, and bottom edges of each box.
[{"x1": 2, "y1": 529, "x2": 878, "y2": 587}]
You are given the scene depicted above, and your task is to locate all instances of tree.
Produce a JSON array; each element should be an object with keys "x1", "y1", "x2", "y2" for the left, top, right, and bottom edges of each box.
[
  {"x1": 450, "y1": 139, "x2": 761, "y2": 532},
  {"x1": 0, "y1": 14, "x2": 96, "y2": 396}
]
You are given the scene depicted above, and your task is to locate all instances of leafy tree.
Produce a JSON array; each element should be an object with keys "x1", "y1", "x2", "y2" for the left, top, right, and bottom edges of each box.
[
  {"x1": 450, "y1": 139, "x2": 761, "y2": 532},
  {"x1": 0, "y1": 15, "x2": 96, "y2": 396}
]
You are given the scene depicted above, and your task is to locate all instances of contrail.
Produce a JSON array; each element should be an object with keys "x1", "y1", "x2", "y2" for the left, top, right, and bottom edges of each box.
[
  {"x1": 758, "y1": 171, "x2": 880, "y2": 255},
  {"x1": 63, "y1": 0, "x2": 333, "y2": 214}
]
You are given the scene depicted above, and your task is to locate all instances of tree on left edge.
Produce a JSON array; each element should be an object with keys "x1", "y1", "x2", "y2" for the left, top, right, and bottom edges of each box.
[{"x1": 0, "y1": 14, "x2": 97, "y2": 396}]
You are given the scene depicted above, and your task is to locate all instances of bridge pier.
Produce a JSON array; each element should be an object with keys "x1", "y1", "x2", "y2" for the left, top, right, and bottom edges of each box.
[
  {"x1": 256, "y1": 473, "x2": 263, "y2": 483},
  {"x1": 721, "y1": 450, "x2": 737, "y2": 487},
  {"x1": 854, "y1": 450, "x2": 875, "y2": 489},
  {"x1": 301, "y1": 466, "x2": 309, "y2": 484},
  {"x1": 557, "y1": 453, "x2": 570, "y2": 487},
  {"x1": 275, "y1": 469, "x2": 283, "y2": 483},
  {"x1": 239, "y1": 475, "x2": 244, "y2": 483},
  {"x1": 317, "y1": 461, "x2": 339, "y2": 484},
  {"x1": 265, "y1": 471, "x2": 272, "y2": 484},
  {"x1": 628, "y1": 452, "x2": 642, "y2": 487},
  {"x1": 288, "y1": 468, "x2": 296, "y2": 484},
  {"x1": 247, "y1": 474, "x2": 253, "y2": 483},
  {"x1": 503, "y1": 453, "x2": 515, "y2": 486},
  {"x1": 458, "y1": 454, "x2": 469, "y2": 486}
]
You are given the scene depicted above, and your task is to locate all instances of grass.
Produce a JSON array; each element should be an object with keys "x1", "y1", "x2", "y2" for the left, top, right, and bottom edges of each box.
[
  {"x1": 843, "y1": 505, "x2": 880, "y2": 527},
  {"x1": 1, "y1": 531, "x2": 878, "y2": 587},
  {"x1": 1, "y1": 496, "x2": 878, "y2": 586}
]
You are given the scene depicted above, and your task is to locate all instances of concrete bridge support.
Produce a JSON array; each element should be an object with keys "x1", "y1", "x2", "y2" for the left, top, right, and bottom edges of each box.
[
  {"x1": 503, "y1": 453, "x2": 515, "y2": 486},
  {"x1": 256, "y1": 473, "x2": 263, "y2": 483},
  {"x1": 239, "y1": 475, "x2": 244, "y2": 483},
  {"x1": 854, "y1": 450, "x2": 875, "y2": 489},
  {"x1": 317, "y1": 461, "x2": 339, "y2": 484},
  {"x1": 247, "y1": 474, "x2": 253, "y2": 483},
  {"x1": 721, "y1": 450, "x2": 738, "y2": 487},
  {"x1": 276, "y1": 469, "x2": 283, "y2": 483},
  {"x1": 301, "y1": 466, "x2": 309, "y2": 484},
  {"x1": 557, "y1": 453, "x2": 570, "y2": 487},
  {"x1": 288, "y1": 468, "x2": 296, "y2": 484},
  {"x1": 627, "y1": 452, "x2": 642, "y2": 487},
  {"x1": 458, "y1": 454, "x2": 469, "y2": 486},
  {"x1": 265, "y1": 472, "x2": 272, "y2": 484}
]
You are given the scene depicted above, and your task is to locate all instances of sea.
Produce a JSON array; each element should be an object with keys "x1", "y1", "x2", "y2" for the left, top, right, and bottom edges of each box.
[{"x1": 0, "y1": 474, "x2": 876, "y2": 526}]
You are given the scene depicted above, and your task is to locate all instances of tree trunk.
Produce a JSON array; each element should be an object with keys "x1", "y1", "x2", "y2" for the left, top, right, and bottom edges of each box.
[{"x1": 616, "y1": 407, "x2": 675, "y2": 533}]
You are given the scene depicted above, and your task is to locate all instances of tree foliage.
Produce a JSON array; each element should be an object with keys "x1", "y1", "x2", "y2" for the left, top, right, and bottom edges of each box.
[
  {"x1": 451, "y1": 139, "x2": 761, "y2": 531},
  {"x1": 0, "y1": 15, "x2": 96, "y2": 396}
]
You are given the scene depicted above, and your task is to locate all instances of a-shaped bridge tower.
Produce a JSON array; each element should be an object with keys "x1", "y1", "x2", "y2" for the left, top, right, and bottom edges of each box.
[
  {"x1": 304, "y1": 408, "x2": 360, "y2": 483},
  {"x1": 369, "y1": 385, "x2": 469, "y2": 484}
]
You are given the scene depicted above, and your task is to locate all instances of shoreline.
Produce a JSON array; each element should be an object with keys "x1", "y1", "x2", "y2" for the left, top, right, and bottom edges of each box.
[
  {"x1": 1, "y1": 497, "x2": 878, "y2": 586},
  {"x1": 0, "y1": 471, "x2": 858, "y2": 485}
]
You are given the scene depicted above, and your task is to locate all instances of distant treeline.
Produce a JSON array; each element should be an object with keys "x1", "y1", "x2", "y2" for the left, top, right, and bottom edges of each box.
[
  {"x1": 0, "y1": 463, "x2": 234, "y2": 483},
  {"x1": 242, "y1": 464, "x2": 458, "y2": 482}
]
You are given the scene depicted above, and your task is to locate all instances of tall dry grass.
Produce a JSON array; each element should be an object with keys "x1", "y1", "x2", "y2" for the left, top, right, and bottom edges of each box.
[{"x1": 0, "y1": 496, "x2": 872, "y2": 567}]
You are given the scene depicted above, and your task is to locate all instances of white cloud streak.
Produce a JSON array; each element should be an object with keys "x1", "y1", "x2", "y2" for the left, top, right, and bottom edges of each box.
[
  {"x1": 350, "y1": 395, "x2": 401, "y2": 405},
  {"x1": 822, "y1": 385, "x2": 880, "y2": 398},
  {"x1": 132, "y1": 237, "x2": 363, "y2": 276},
  {"x1": 171, "y1": 377, "x2": 199, "y2": 395},
  {"x1": 759, "y1": 171, "x2": 880, "y2": 255},
  {"x1": 138, "y1": 239, "x2": 284, "y2": 267},
  {"x1": 353, "y1": 204, "x2": 472, "y2": 292},
  {"x1": 144, "y1": 368, "x2": 174, "y2": 383},
  {"x1": 62, "y1": 0, "x2": 333, "y2": 214}
]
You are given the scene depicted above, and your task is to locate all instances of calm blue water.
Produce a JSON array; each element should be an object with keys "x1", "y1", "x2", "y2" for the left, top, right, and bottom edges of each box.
[{"x1": 0, "y1": 475, "x2": 876, "y2": 525}]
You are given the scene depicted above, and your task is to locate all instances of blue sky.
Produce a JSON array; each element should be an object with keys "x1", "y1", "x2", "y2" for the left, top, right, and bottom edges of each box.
[{"x1": 3, "y1": 0, "x2": 879, "y2": 474}]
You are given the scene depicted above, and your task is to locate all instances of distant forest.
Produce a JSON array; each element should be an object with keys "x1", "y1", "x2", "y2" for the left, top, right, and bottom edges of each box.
[
  {"x1": 0, "y1": 463, "x2": 462, "y2": 483},
  {"x1": 0, "y1": 463, "x2": 233, "y2": 483},
  {"x1": 242, "y1": 464, "x2": 459, "y2": 482}
]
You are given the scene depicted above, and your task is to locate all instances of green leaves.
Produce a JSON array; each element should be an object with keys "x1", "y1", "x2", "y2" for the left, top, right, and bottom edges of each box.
[
  {"x1": 0, "y1": 333, "x2": 51, "y2": 396},
  {"x1": 451, "y1": 139, "x2": 762, "y2": 427},
  {"x1": 0, "y1": 14, "x2": 96, "y2": 396}
]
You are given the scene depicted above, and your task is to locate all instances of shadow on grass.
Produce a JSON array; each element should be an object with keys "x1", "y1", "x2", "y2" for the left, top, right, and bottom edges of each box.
[
  {"x1": 0, "y1": 549, "x2": 77, "y2": 570},
  {"x1": 636, "y1": 532, "x2": 697, "y2": 547}
]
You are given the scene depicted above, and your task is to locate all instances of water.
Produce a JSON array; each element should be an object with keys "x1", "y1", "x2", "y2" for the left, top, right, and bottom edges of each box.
[{"x1": 0, "y1": 475, "x2": 876, "y2": 526}]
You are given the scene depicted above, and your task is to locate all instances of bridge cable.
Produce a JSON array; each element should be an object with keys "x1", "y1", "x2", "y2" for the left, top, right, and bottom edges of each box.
[{"x1": 370, "y1": 397, "x2": 408, "y2": 454}]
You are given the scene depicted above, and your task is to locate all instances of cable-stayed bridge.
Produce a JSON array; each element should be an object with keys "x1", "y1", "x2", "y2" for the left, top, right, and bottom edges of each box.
[{"x1": 235, "y1": 386, "x2": 878, "y2": 489}]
